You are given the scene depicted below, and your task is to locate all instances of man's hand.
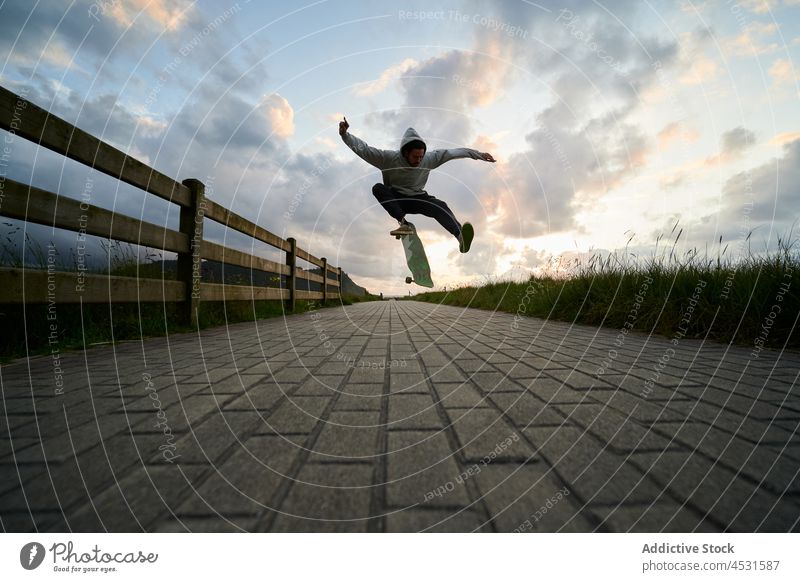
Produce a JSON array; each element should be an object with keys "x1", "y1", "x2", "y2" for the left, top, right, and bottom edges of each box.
[
  {"x1": 480, "y1": 152, "x2": 496, "y2": 163},
  {"x1": 339, "y1": 116, "x2": 349, "y2": 136}
]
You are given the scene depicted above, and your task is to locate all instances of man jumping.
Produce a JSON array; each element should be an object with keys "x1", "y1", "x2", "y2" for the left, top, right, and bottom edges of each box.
[{"x1": 338, "y1": 117, "x2": 495, "y2": 253}]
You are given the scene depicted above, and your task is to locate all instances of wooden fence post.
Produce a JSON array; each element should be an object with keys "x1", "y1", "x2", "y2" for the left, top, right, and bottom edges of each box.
[
  {"x1": 321, "y1": 257, "x2": 328, "y2": 303},
  {"x1": 286, "y1": 237, "x2": 297, "y2": 312},
  {"x1": 178, "y1": 178, "x2": 205, "y2": 327}
]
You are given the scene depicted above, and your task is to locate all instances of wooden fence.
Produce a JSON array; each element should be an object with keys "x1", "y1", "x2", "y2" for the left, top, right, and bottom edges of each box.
[{"x1": 0, "y1": 86, "x2": 340, "y2": 326}]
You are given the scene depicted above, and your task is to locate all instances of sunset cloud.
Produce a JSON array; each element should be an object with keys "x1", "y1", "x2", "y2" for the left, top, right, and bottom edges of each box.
[
  {"x1": 354, "y1": 59, "x2": 418, "y2": 97},
  {"x1": 657, "y1": 122, "x2": 700, "y2": 148},
  {"x1": 105, "y1": 0, "x2": 193, "y2": 31},
  {"x1": 725, "y1": 21, "x2": 779, "y2": 56},
  {"x1": 262, "y1": 93, "x2": 295, "y2": 138},
  {"x1": 769, "y1": 58, "x2": 797, "y2": 85}
]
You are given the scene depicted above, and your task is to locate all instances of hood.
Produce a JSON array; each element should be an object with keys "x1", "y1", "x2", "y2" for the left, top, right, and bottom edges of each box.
[{"x1": 400, "y1": 127, "x2": 426, "y2": 151}]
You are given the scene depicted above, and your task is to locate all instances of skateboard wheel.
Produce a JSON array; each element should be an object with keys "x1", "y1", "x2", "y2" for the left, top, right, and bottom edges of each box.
[{"x1": 405, "y1": 276, "x2": 413, "y2": 284}]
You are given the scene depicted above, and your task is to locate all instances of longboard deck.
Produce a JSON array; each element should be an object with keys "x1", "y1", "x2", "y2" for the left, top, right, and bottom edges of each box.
[{"x1": 397, "y1": 230, "x2": 433, "y2": 288}]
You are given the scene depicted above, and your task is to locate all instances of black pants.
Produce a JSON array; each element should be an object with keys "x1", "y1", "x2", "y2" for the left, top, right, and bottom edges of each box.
[{"x1": 371, "y1": 183, "x2": 461, "y2": 239}]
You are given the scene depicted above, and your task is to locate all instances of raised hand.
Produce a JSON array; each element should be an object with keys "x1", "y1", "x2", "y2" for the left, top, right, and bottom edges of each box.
[
  {"x1": 481, "y1": 152, "x2": 496, "y2": 162},
  {"x1": 339, "y1": 116, "x2": 349, "y2": 136}
]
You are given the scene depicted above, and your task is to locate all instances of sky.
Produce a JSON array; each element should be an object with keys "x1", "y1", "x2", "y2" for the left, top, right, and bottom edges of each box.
[{"x1": 1, "y1": 0, "x2": 798, "y2": 295}]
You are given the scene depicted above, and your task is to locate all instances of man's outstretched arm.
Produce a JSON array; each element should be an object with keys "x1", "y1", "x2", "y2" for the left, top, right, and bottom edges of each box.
[
  {"x1": 339, "y1": 116, "x2": 389, "y2": 169},
  {"x1": 426, "y1": 147, "x2": 496, "y2": 168}
]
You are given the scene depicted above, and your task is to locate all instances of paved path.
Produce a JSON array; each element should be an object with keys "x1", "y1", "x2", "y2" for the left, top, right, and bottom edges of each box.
[{"x1": 1, "y1": 300, "x2": 799, "y2": 532}]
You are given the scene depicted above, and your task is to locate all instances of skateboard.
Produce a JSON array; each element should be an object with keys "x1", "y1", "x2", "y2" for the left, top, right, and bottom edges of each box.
[{"x1": 394, "y1": 224, "x2": 433, "y2": 288}]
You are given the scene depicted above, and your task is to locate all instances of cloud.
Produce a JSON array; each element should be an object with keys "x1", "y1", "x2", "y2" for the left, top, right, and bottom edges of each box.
[
  {"x1": 770, "y1": 131, "x2": 800, "y2": 145},
  {"x1": 737, "y1": 0, "x2": 779, "y2": 13},
  {"x1": 725, "y1": 22, "x2": 779, "y2": 56},
  {"x1": 722, "y1": 139, "x2": 800, "y2": 224},
  {"x1": 260, "y1": 93, "x2": 295, "y2": 138},
  {"x1": 100, "y1": 0, "x2": 193, "y2": 32},
  {"x1": 721, "y1": 126, "x2": 757, "y2": 155},
  {"x1": 0, "y1": 0, "x2": 198, "y2": 83},
  {"x1": 389, "y1": 2, "x2": 681, "y2": 244},
  {"x1": 678, "y1": 56, "x2": 720, "y2": 85},
  {"x1": 705, "y1": 126, "x2": 756, "y2": 165},
  {"x1": 359, "y1": 28, "x2": 517, "y2": 146},
  {"x1": 658, "y1": 122, "x2": 700, "y2": 148},
  {"x1": 769, "y1": 58, "x2": 797, "y2": 85},
  {"x1": 354, "y1": 58, "x2": 418, "y2": 97}
]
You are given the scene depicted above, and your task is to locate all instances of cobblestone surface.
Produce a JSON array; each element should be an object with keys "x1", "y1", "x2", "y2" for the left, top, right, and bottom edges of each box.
[{"x1": 1, "y1": 300, "x2": 799, "y2": 532}]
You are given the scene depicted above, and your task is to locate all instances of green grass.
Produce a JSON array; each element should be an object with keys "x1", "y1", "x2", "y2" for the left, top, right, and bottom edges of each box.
[
  {"x1": 0, "y1": 297, "x2": 364, "y2": 362},
  {"x1": 411, "y1": 231, "x2": 799, "y2": 350}
]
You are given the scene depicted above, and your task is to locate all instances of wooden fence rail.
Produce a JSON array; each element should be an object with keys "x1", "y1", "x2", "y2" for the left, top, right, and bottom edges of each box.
[{"x1": 0, "y1": 86, "x2": 341, "y2": 326}]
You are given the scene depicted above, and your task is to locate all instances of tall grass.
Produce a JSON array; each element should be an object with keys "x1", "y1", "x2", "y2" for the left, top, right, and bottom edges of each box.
[{"x1": 412, "y1": 229, "x2": 799, "y2": 349}]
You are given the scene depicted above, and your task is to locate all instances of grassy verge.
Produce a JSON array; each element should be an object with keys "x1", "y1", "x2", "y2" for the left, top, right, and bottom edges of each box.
[
  {"x1": 411, "y1": 239, "x2": 799, "y2": 350},
  {"x1": 0, "y1": 235, "x2": 381, "y2": 361},
  {"x1": 0, "y1": 296, "x2": 371, "y2": 363}
]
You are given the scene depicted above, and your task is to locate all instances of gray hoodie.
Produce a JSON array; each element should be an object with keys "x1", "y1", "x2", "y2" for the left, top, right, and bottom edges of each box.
[{"x1": 341, "y1": 127, "x2": 484, "y2": 196}]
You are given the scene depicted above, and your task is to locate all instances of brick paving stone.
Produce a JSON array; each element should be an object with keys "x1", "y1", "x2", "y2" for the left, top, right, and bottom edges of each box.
[
  {"x1": 471, "y1": 372, "x2": 525, "y2": 394},
  {"x1": 286, "y1": 356, "x2": 327, "y2": 368},
  {"x1": 634, "y1": 451, "x2": 800, "y2": 532},
  {"x1": 667, "y1": 399, "x2": 800, "y2": 444},
  {"x1": 446, "y1": 408, "x2": 534, "y2": 463},
  {"x1": 585, "y1": 389, "x2": 688, "y2": 423},
  {"x1": 525, "y1": 377, "x2": 587, "y2": 403},
  {"x1": 63, "y1": 465, "x2": 206, "y2": 532},
  {"x1": 388, "y1": 394, "x2": 441, "y2": 430},
  {"x1": 200, "y1": 373, "x2": 265, "y2": 394},
  {"x1": 389, "y1": 373, "x2": 428, "y2": 394},
  {"x1": 492, "y1": 362, "x2": 542, "y2": 378},
  {"x1": 490, "y1": 392, "x2": 567, "y2": 427},
  {"x1": 163, "y1": 394, "x2": 236, "y2": 432},
  {"x1": 156, "y1": 411, "x2": 264, "y2": 464},
  {"x1": 427, "y1": 365, "x2": 467, "y2": 383},
  {"x1": 0, "y1": 438, "x2": 39, "y2": 464},
  {"x1": 419, "y1": 352, "x2": 451, "y2": 366},
  {"x1": 392, "y1": 360, "x2": 424, "y2": 374},
  {"x1": 485, "y1": 352, "x2": 516, "y2": 364},
  {"x1": 271, "y1": 463, "x2": 374, "y2": 532},
  {"x1": 457, "y1": 359, "x2": 491, "y2": 373},
  {"x1": 11, "y1": 421, "x2": 123, "y2": 464},
  {"x1": 308, "y1": 411, "x2": 380, "y2": 461},
  {"x1": 175, "y1": 435, "x2": 303, "y2": 516},
  {"x1": 348, "y1": 366, "x2": 386, "y2": 383},
  {"x1": 525, "y1": 425, "x2": 665, "y2": 505},
  {"x1": 545, "y1": 369, "x2": 600, "y2": 389},
  {"x1": 3, "y1": 300, "x2": 799, "y2": 532},
  {"x1": 662, "y1": 422, "x2": 800, "y2": 494},
  {"x1": 0, "y1": 432, "x2": 168, "y2": 517},
  {"x1": 258, "y1": 397, "x2": 330, "y2": 435},
  {"x1": 294, "y1": 375, "x2": 343, "y2": 396},
  {"x1": 269, "y1": 366, "x2": 311, "y2": 384},
  {"x1": 555, "y1": 403, "x2": 677, "y2": 453},
  {"x1": 386, "y1": 431, "x2": 470, "y2": 508},
  {"x1": 385, "y1": 508, "x2": 489, "y2": 532},
  {"x1": 223, "y1": 385, "x2": 285, "y2": 411},
  {"x1": 473, "y1": 464, "x2": 594, "y2": 532},
  {"x1": 677, "y1": 385, "x2": 794, "y2": 420},
  {"x1": 601, "y1": 373, "x2": 694, "y2": 401},
  {"x1": 591, "y1": 503, "x2": 721, "y2": 533},
  {"x1": 435, "y1": 382, "x2": 490, "y2": 408},
  {"x1": 334, "y1": 391, "x2": 384, "y2": 411},
  {"x1": 152, "y1": 516, "x2": 256, "y2": 532},
  {"x1": 185, "y1": 368, "x2": 238, "y2": 384}
]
